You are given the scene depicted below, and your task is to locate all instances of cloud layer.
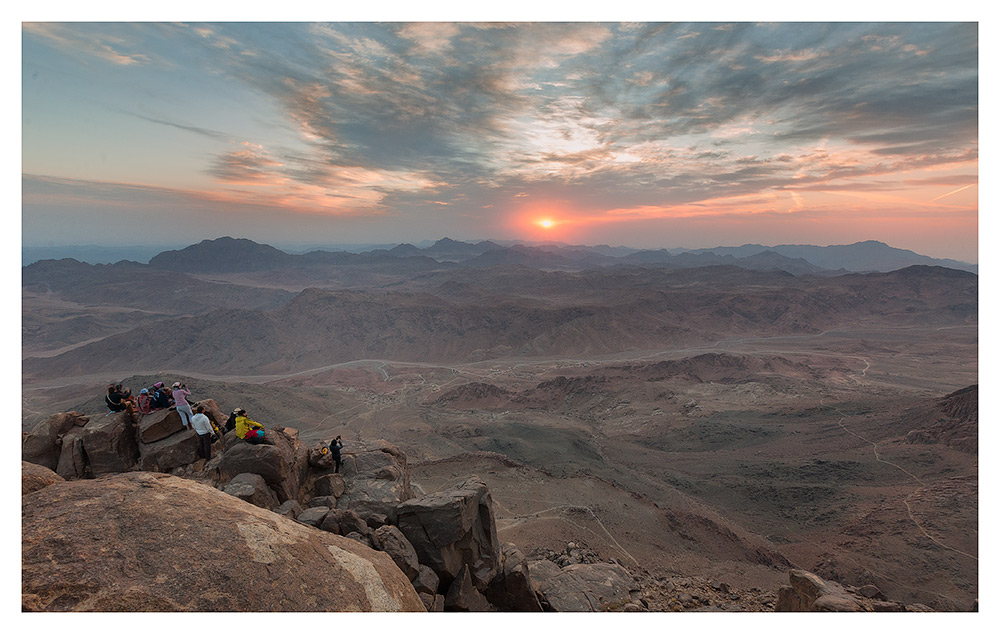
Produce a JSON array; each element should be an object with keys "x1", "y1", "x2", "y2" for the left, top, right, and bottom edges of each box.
[{"x1": 21, "y1": 22, "x2": 978, "y2": 257}]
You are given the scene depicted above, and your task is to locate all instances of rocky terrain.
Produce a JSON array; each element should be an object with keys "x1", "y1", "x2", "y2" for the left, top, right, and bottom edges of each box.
[{"x1": 21, "y1": 237, "x2": 978, "y2": 611}]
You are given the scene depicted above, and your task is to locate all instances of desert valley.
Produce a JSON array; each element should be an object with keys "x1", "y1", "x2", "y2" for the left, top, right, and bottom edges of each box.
[{"x1": 21, "y1": 236, "x2": 978, "y2": 611}]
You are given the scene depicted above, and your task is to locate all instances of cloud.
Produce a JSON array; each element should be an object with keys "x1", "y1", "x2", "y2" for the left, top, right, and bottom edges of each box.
[
  {"x1": 23, "y1": 22, "x2": 978, "y2": 249},
  {"x1": 23, "y1": 23, "x2": 152, "y2": 66}
]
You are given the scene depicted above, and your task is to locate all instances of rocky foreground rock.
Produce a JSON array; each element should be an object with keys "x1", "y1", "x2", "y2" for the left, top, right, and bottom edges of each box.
[
  {"x1": 22, "y1": 471, "x2": 423, "y2": 611},
  {"x1": 26, "y1": 400, "x2": 965, "y2": 612}
]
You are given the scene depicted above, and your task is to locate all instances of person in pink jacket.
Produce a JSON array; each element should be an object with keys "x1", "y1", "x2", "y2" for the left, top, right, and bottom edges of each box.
[{"x1": 171, "y1": 381, "x2": 194, "y2": 428}]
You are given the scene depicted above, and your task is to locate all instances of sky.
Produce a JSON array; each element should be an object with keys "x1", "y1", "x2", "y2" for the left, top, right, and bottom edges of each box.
[{"x1": 21, "y1": 20, "x2": 980, "y2": 261}]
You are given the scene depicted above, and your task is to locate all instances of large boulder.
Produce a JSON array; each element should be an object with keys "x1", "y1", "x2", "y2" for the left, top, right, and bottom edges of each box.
[
  {"x1": 22, "y1": 461, "x2": 64, "y2": 495},
  {"x1": 527, "y1": 561, "x2": 633, "y2": 612},
  {"x1": 485, "y1": 543, "x2": 543, "y2": 611},
  {"x1": 137, "y1": 409, "x2": 185, "y2": 444},
  {"x1": 775, "y1": 569, "x2": 865, "y2": 612},
  {"x1": 223, "y1": 473, "x2": 279, "y2": 511},
  {"x1": 218, "y1": 428, "x2": 303, "y2": 503},
  {"x1": 55, "y1": 427, "x2": 88, "y2": 480},
  {"x1": 313, "y1": 474, "x2": 346, "y2": 498},
  {"x1": 335, "y1": 442, "x2": 412, "y2": 521},
  {"x1": 22, "y1": 472, "x2": 425, "y2": 612},
  {"x1": 193, "y1": 398, "x2": 225, "y2": 428},
  {"x1": 395, "y1": 476, "x2": 499, "y2": 592},
  {"x1": 309, "y1": 445, "x2": 334, "y2": 469},
  {"x1": 218, "y1": 442, "x2": 290, "y2": 498},
  {"x1": 139, "y1": 428, "x2": 199, "y2": 472},
  {"x1": 80, "y1": 411, "x2": 139, "y2": 476},
  {"x1": 22, "y1": 412, "x2": 90, "y2": 470},
  {"x1": 372, "y1": 525, "x2": 420, "y2": 581}
]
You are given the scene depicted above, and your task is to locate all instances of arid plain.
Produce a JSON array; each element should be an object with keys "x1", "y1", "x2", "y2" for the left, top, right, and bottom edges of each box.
[{"x1": 22, "y1": 238, "x2": 978, "y2": 610}]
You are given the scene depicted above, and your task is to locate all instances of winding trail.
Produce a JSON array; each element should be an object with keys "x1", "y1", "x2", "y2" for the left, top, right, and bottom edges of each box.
[
  {"x1": 821, "y1": 397, "x2": 978, "y2": 562},
  {"x1": 492, "y1": 497, "x2": 642, "y2": 568}
]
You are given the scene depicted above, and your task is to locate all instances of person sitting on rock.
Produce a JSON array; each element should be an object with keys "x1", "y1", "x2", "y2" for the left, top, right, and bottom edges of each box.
[
  {"x1": 190, "y1": 405, "x2": 215, "y2": 460},
  {"x1": 233, "y1": 408, "x2": 268, "y2": 444},
  {"x1": 104, "y1": 384, "x2": 129, "y2": 413},
  {"x1": 329, "y1": 435, "x2": 343, "y2": 473},
  {"x1": 150, "y1": 383, "x2": 171, "y2": 410},
  {"x1": 136, "y1": 388, "x2": 154, "y2": 415}
]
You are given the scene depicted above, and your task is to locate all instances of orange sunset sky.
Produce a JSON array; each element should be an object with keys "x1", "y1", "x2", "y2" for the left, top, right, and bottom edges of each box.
[{"x1": 21, "y1": 20, "x2": 978, "y2": 261}]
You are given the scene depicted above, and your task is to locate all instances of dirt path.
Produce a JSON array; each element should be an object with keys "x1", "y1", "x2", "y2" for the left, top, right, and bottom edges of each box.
[{"x1": 822, "y1": 398, "x2": 978, "y2": 562}]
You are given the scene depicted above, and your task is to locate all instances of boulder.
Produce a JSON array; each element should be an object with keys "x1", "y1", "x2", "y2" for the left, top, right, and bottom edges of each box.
[
  {"x1": 363, "y1": 512, "x2": 390, "y2": 531},
  {"x1": 296, "y1": 506, "x2": 330, "y2": 527},
  {"x1": 270, "y1": 428, "x2": 309, "y2": 503},
  {"x1": 396, "y1": 476, "x2": 499, "y2": 591},
  {"x1": 372, "y1": 525, "x2": 420, "y2": 581},
  {"x1": 527, "y1": 561, "x2": 633, "y2": 612},
  {"x1": 275, "y1": 500, "x2": 304, "y2": 519},
  {"x1": 313, "y1": 474, "x2": 346, "y2": 498},
  {"x1": 485, "y1": 543, "x2": 542, "y2": 611},
  {"x1": 344, "y1": 532, "x2": 375, "y2": 549},
  {"x1": 336, "y1": 444, "x2": 412, "y2": 522},
  {"x1": 22, "y1": 472, "x2": 424, "y2": 611},
  {"x1": 193, "y1": 398, "x2": 225, "y2": 428},
  {"x1": 444, "y1": 564, "x2": 493, "y2": 612},
  {"x1": 308, "y1": 445, "x2": 334, "y2": 469},
  {"x1": 320, "y1": 509, "x2": 371, "y2": 538},
  {"x1": 22, "y1": 412, "x2": 90, "y2": 470},
  {"x1": 857, "y1": 584, "x2": 885, "y2": 600},
  {"x1": 138, "y1": 409, "x2": 185, "y2": 444},
  {"x1": 308, "y1": 496, "x2": 340, "y2": 509},
  {"x1": 222, "y1": 473, "x2": 279, "y2": 510},
  {"x1": 138, "y1": 428, "x2": 199, "y2": 472},
  {"x1": 22, "y1": 461, "x2": 64, "y2": 495},
  {"x1": 55, "y1": 428, "x2": 88, "y2": 480},
  {"x1": 775, "y1": 569, "x2": 865, "y2": 612},
  {"x1": 418, "y1": 592, "x2": 445, "y2": 612},
  {"x1": 413, "y1": 565, "x2": 440, "y2": 595},
  {"x1": 218, "y1": 442, "x2": 290, "y2": 498},
  {"x1": 80, "y1": 411, "x2": 139, "y2": 476}
]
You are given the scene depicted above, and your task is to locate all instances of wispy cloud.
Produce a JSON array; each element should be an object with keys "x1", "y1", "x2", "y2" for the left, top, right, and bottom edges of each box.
[{"x1": 23, "y1": 23, "x2": 152, "y2": 66}]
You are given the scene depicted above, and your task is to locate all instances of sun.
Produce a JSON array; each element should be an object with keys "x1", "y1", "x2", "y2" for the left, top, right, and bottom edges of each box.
[{"x1": 538, "y1": 219, "x2": 554, "y2": 228}]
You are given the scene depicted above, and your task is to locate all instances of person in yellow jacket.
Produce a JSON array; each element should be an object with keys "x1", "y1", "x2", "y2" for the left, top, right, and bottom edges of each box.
[{"x1": 232, "y1": 408, "x2": 267, "y2": 444}]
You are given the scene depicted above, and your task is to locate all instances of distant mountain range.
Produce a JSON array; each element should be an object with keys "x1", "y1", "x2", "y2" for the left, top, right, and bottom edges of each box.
[
  {"x1": 138, "y1": 237, "x2": 975, "y2": 276},
  {"x1": 24, "y1": 237, "x2": 976, "y2": 274}
]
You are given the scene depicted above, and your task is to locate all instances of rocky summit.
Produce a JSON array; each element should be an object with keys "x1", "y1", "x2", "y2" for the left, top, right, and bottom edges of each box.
[{"x1": 22, "y1": 399, "x2": 652, "y2": 612}]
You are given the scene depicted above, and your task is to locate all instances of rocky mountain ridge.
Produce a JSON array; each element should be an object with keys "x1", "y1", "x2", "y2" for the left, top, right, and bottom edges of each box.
[{"x1": 23, "y1": 389, "x2": 974, "y2": 612}]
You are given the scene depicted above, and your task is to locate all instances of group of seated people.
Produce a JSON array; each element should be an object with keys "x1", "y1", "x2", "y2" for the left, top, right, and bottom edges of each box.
[{"x1": 104, "y1": 382, "x2": 274, "y2": 456}]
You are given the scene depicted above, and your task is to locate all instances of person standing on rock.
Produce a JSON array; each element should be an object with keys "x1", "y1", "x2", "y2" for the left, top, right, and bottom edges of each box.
[
  {"x1": 329, "y1": 435, "x2": 343, "y2": 473},
  {"x1": 190, "y1": 405, "x2": 214, "y2": 460},
  {"x1": 171, "y1": 382, "x2": 194, "y2": 428}
]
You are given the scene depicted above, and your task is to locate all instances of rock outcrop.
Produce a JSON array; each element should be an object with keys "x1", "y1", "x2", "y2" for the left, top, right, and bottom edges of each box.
[
  {"x1": 81, "y1": 411, "x2": 140, "y2": 475},
  {"x1": 223, "y1": 472, "x2": 280, "y2": 510},
  {"x1": 396, "y1": 476, "x2": 499, "y2": 591},
  {"x1": 22, "y1": 405, "x2": 546, "y2": 612},
  {"x1": 22, "y1": 412, "x2": 90, "y2": 470},
  {"x1": 22, "y1": 472, "x2": 424, "y2": 612},
  {"x1": 775, "y1": 569, "x2": 866, "y2": 612},
  {"x1": 527, "y1": 560, "x2": 634, "y2": 611},
  {"x1": 22, "y1": 461, "x2": 64, "y2": 495}
]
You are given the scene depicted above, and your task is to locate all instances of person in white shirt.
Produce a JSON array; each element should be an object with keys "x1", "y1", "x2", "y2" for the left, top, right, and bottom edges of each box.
[{"x1": 190, "y1": 405, "x2": 215, "y2": 460}]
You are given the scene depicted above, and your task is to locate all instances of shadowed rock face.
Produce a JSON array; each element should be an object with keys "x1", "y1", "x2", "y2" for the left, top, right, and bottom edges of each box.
[
  {"x1": 22, "y1": 412, "x2": 90, "y2": 471},
  {"x1": 21, "y1": 472, "x2": 424, "y2": 612},
  {"x1": 396, "y1": 476, "x2": 499, "y2": 591}
]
